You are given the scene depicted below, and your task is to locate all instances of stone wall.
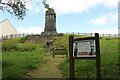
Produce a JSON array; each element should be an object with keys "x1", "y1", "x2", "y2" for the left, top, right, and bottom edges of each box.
[{"x1": 26, "y1": 33, "x2": 63, "y2": 43}]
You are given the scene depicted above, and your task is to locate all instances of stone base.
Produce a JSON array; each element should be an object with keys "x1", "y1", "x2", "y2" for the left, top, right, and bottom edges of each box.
[
  {"x1": 41, "y1": 31, "x2": 57, "y2": 35},
  {"x1": 25, "y1": 32, "x2": 64, "y2": 43},
  {"x1": 41, "y1": 31, "x2": 63, "y2": 37}
]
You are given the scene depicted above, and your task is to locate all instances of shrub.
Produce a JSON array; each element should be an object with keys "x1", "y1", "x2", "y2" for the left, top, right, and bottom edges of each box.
[
  {"x1": 19, "y1": 35, "x2": 29, "y2": 43},
  {"x1": 2, "y1": 43, "x2": 18, "y2": 51}
]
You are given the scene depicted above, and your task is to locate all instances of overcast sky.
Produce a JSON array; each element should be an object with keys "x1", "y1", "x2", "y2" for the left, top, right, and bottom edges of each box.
[{"x1": 0, "y1": 0, "x2": 119, "y2": 34}]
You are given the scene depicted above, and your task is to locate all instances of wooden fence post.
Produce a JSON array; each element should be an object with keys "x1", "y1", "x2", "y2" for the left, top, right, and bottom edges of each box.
[
  {"x1": 17, "y1": 34, "x2": 19, "y2": 38},
  {"x1": 6, "y1": 35, "x2": 8, "y2": 40},
  {"x1": 13, "y1": 34, "x2": 15, "y2": 39},
  {"x1": 10, "y1": 34, "x2": 12, "y2": 39},
  {"x1": 2, "y1": 36, "x2": 3, "y2": 40},
  {"x1": 23, "y1": 33, "x2": 25, "y2": 37},
  {"x1": 15, "y1": 34, "x2": 17, "y2": 38},
  {"x1": 7, "y1": 35, "x2": 9, "y2": 39},
  {"x1": 91, "y1": 33, "x2": 92, "y2": 36},
  {"x1": 103, "y1": 34, "x2": 104, "y2": 37},
  {"x1": 69, "y1": 36, "x2": 74, "y2": 79},
  {"x1": 72, "y1": 32, "x2": 74, "y2": 34},
  {"x1": 109, "y1": 34, "x2": 110, "y2": 37},
  {"x1": 20, "y1": 34, "x2": 22, "y2": 37},
  {"x1": 95, "y1": 33, "x2": 101, "y2": 80}
]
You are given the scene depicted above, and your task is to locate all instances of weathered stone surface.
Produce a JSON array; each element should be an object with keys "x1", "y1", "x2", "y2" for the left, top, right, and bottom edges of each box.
[
  {"x1": 41, "y1": 8, "x2": 63, "y2": 37},
  {"x1": 45, "y1": 9, "x2": 56, "y2": 32},
  {"x1": 26, "y1": 34, "x2": 63, "y2": 43},
  {"x1": 39, "y1": 3, "x2": 63, "y2": 39}
]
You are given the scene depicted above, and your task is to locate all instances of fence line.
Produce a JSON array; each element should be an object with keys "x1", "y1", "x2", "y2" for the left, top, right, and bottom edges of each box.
[
  {"x1": 65, "y1": 32, "x2": 119, "y2": 37},
  {"x1": 0, "y1": 33, "x2": 27, "y2": 40},
  {"x1": 0, "y1": 32, "x2": 119, "y2": 41}
]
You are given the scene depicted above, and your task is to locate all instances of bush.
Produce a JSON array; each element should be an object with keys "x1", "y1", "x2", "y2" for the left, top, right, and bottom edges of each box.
[
  {"x1": 19, "y1": 35, "x2": 29, "y2": 43},
  {"x1": 2, "y1": 43, "x2": 18, "y2": 51}
]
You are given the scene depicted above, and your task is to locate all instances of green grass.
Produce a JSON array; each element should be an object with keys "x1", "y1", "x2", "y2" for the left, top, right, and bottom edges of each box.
[
  {"x1": 2, "y1": 36, "x2": 47, "y2": 52},
  {"x1": 53, "y1": 34, "x2": 86, "y2": 53},
  {"x1": 2, "y1": 51, "x2": 45, "y2": 78},
  {"x1": 2, "y1": 36, "x2": 48, "y2": 79},
  {"x1": 2, "y1": 35, "x2": 119, "y2": 79},
  {"x1": 58, "y1": 36, "x2": 118, "y2": 78},
  {"x1": 23, "y1": 55, "x2": 65, "y2": 78}
]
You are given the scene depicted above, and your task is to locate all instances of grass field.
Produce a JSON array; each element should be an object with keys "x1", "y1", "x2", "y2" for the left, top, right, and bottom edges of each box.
[
  {"x1": 2, "y1": 37, "x2": 47, "y2": 78},
  {"x1": 1, "y1": 34, "x2": 119, "y2": 79},
  {"x1": 58, "y1": 36, "x2": 119, "y2": 78}
]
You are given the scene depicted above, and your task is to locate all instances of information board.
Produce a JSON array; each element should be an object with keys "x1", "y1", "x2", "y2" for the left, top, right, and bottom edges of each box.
[
  {"x1": 69, "y1": 33, "x2": 101, "y2": 79},
  {"x1": 73, "y1": 40, "x2": 96, "y2": 57}
]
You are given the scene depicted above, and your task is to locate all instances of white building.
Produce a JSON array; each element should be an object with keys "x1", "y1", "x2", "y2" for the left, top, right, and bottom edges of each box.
[{"x1": 0, "y1": 19, "x2": 18, "y2": 38}]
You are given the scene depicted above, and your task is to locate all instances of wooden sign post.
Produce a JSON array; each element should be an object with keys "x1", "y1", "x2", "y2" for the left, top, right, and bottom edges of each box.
[
  {"x1": 95, "y1": 33, "x2": 101, "y2": 80},
  {"x1": 69, "y1": 33, "x2": 101, "y2": 79},
  {"x1": 69, "y1": 36, "x2": 74, "y2": 78}
]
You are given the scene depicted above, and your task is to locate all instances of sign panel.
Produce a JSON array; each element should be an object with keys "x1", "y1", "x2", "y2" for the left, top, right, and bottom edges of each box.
[
  {"x1": 69, "y1": 33, "x2": 101, "y2": 78},
  {"x1": 73, "y1": 40, "x2": 96, "y2": 57}
]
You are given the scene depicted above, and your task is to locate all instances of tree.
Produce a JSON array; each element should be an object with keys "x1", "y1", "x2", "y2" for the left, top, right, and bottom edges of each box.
[{"x1": 0, "y1": 0, "x2": 28, "y2": 20}]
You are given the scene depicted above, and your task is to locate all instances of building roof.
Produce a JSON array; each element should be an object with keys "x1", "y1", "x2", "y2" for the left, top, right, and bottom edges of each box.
[{"x1": 0, "y1": 19, "x2": 18, "y2": 37}]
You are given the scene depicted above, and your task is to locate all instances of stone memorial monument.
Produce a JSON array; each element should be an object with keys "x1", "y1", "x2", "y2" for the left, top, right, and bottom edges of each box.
[
  {"x1": 41, "y1": 0, "x2": 62, "y2": 37},
  {"x1": 26, "y1": 0, "x2": 63, "y2": 43}
]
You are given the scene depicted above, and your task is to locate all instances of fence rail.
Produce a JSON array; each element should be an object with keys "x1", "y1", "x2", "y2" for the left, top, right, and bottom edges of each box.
[
  {"x1": 0, "y1": 33, "x2": 44, "y2": 41},
  {"x1": 0, "y1": 32, "x2": 119, "y2": 41},
  {"x1": 65, "y1": 32, "x2": 119, "y2": 37}
]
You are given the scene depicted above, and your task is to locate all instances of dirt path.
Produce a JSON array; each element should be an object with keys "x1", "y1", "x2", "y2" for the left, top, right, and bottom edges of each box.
[{"x1": 24, "y1": 54, "x2": 66, "y2": 78}]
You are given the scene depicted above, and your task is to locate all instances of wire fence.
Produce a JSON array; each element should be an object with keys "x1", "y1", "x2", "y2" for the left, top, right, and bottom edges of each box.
[
  {"x1": 65, "y1": 32, "x2": 119, "y2": 37},
  {"x1": 0, "y1": 33, "x2": 32, "y2": 40},
  {"x1": 0, "y1": 32, "x2": 119, "y2": 41}
]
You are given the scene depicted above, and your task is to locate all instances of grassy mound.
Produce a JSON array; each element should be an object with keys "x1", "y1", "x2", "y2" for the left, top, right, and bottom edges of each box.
[{"x1": 1, "y1": 34, "x2": 119, "y2": 79}]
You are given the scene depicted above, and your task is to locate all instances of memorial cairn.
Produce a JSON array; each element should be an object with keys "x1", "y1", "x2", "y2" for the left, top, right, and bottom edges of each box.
[{"x1": 26, "y1": 0, "x2": 63, "y2": 43}]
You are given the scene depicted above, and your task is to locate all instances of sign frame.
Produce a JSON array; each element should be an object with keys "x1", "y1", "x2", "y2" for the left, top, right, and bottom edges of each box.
[
  {"x1": 69, "y1": 33, "x2": 101, "y2": 79},
  {"x1": 73, "y1": 38, "x2": 96, "y2": 59}
]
